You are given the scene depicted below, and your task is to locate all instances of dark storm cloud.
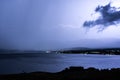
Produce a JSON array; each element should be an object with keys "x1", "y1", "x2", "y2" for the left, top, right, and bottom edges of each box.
[{"x1": 83, "y1": 2, "x2": 120, "y2": 29}]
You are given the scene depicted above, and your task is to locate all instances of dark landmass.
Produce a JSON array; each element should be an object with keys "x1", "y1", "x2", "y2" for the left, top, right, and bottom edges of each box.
[
  {"x1": 1, "y1": 47, "x2": 120, "y2": 55},
  {"x1": 59, "y1": 47, "x2": 90, "y2": 51},
  {"x1": 55, "y1": 48, "x2": 120, "y2": 55},
  {"x1": 0, "y1": 66, "x2": 120, "y2": 80}
]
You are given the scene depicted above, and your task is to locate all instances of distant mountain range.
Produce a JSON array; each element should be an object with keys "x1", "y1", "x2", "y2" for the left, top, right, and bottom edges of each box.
[{"x1": 67, "y1": 47, "x2": 91, "y2": 50}]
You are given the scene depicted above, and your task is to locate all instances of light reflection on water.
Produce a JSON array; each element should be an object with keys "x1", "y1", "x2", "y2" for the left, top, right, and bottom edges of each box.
[{"x1": 0, "y1": 53, "x2": 120, "y2": 74}]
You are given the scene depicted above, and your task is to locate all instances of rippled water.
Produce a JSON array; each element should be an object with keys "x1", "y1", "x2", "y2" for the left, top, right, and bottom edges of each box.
[{"x1": 0, "y1": 53, "x2": 120, "y2": 74}]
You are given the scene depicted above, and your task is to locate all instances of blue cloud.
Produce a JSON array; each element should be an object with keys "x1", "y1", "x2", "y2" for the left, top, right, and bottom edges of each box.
[{"x1": 83, "y1": 2, "x2": 120, "y2": 31}]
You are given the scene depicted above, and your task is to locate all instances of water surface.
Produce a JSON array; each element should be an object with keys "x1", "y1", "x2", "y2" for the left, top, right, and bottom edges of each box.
[{"x1": 0, "y1": 53, "x2": 120, "y2": 74}]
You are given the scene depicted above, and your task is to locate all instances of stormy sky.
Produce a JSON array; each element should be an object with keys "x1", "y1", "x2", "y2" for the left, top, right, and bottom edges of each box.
[
  {"x1": 0, "y1": 0, "x2": 120, "y2": 50},
  {"x1": 83, "y1": 2, "x2": 120, "y2": 31}
]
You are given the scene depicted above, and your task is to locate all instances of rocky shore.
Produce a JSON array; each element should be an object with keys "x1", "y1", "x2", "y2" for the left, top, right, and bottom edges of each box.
[{"x1": 0, "y1": 66, "x2": 120, "y2": 80}]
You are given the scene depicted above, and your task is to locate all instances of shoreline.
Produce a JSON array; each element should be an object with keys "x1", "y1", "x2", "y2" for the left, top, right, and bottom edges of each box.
[{"x1": 0, "y1": 66, "x2": 120, "y2": 80}]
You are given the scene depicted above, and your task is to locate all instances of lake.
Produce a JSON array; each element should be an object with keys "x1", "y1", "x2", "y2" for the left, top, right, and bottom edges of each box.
[{"x1": 0, "y1": 53, "x2": 120, "y2": 74}]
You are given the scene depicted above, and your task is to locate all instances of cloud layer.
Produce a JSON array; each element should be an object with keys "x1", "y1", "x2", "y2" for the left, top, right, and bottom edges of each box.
[{"x1": 83, "y1": 2, "x2": 120, "y2": 30}]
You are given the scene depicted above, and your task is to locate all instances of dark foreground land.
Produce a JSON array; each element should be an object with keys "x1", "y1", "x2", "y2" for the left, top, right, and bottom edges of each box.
[{"x1": 1, "y1": 66, "x2": 120, "y2": 80}]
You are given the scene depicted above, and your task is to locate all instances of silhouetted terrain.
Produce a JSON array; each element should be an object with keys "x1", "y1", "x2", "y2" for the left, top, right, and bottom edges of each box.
[
  {"x1": 0, "y1": 66, "x2": 120, "y2": 80},
  {"x1": 56, "y1": 48, "x2": 120, "y2": 55},
  {"x1": 1, "y1": 48, "x2": 120, "y2": 55}
]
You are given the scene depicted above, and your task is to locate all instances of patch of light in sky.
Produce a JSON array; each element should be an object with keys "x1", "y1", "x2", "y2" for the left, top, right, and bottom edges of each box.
[
  {"x1": 111, "y1": 0, "x2": 120, "y2": 8},
  {"x1": 84, "y1": 24, "x2": 120, "y2": 39}
]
